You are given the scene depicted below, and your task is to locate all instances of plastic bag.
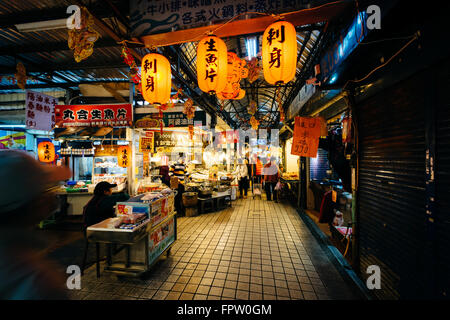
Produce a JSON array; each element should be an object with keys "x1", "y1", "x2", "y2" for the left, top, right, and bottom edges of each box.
[{"x1": 275, "y1": 181, "x2": 282, "y2": 191}]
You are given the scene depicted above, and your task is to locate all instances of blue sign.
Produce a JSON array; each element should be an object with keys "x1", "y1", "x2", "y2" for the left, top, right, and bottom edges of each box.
[{"x1": 320, "y1": 11, "x2": 368, "y2": 83}]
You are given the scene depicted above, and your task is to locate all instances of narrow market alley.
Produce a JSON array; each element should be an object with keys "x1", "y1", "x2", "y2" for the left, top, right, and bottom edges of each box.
[{"x1": 70, "y1": 197, "x2": 360, "y2": 300}]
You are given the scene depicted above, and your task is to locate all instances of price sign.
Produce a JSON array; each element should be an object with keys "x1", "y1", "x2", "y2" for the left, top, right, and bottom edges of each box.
[
  {"x1": 139, "y1": 136, "x2": 154, "y2": 153},
  {"x1": 291, "y1": 137, "x2": 319, "y2": 158},
  {"x1": 291, "y1": 117, "x2": 321, "y2": 158}
]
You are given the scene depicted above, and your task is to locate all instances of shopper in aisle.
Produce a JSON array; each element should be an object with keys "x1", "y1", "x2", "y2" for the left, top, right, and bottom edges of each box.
[
  {"x1": 0, "y1": 150, "x2": 71, "y2": 299},
  {"x1": 170, "y1": 153, "x2": 187, "y2": 216},
  {"x1": 83, "y1": 181, "x2": 130, "y2": 227},
  {"x1": 159, "y1": 165, "x2": 171, "y2": 187},
  {"x1": 263, "y1": 156, "x2": 280, "y2": 202},
  {"x1": 234, "y1": 158, "x2": 249, "y2": 198},
  {"x1": 255, "y1": 155, "x2": 263, "y2": 183}
]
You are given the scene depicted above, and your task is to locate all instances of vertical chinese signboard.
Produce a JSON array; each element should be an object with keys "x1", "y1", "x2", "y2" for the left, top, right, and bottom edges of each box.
[
  {"x1": 291, "y1": 117, "x2": 322, "y2": 158},
  {"x1": 139, "y1": 134, "x2": 154, "y2": 153},
  {"x1": 25, "y1": 90, "x2": 57, "y2": 131},
  {"x1": 55, "y1": 103, "x2": 132, "y2": 127}
]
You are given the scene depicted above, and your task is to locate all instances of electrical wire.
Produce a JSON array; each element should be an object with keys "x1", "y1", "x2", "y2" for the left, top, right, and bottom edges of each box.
[{"x1": 343, "y1": 32, "x2": 420, "y2": 89}]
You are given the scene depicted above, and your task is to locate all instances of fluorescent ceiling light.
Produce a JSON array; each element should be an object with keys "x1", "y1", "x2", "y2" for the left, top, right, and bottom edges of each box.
[
  {"x1": 245, "y1": 37, "x2": 257, "y2": 59},
  {"x1": 15, "y1": 19, "x2": 68, "y2": 32},
  {"x1": 0, "y1": 124, "x2": 26, "y2": 128}
]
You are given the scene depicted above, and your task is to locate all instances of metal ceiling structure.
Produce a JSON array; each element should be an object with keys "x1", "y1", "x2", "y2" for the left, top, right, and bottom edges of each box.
[{"x1": 0, "y1": 0, "x2": 345, "y2": 129}]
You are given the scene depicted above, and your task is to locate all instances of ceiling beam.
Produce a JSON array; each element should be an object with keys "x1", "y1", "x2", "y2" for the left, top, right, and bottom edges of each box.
[
  {"x1": 0, "y1": 38, "x2": 118, "y2": 56},
  {"x1": 0, "y1": 61, "x2": 128, "y2": 75},
  {"x1": 0, "y1": 79, "x2": 129, "y2": 91},
  {"x1": 0, "y1": 2, "x2": 127, "y2": 29}
]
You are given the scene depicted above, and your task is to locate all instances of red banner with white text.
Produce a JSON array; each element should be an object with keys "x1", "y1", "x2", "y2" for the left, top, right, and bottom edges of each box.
[{"x1": 55, "y1": 103, "x2": 132, "y2": 127}]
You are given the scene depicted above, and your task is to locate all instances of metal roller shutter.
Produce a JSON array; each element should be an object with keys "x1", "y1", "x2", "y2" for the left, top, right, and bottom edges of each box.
[
  {"x1": 357, "y1": 73, "x2": 427, "y2": 299},
  {"x1": 435, "y1": 59, "x2": 450, "y2": 298}
]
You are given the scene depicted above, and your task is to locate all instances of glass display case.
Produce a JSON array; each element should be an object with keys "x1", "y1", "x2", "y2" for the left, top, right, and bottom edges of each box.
[{"x1": 93, "y1": 156, "x2": 127, "y2": 191}]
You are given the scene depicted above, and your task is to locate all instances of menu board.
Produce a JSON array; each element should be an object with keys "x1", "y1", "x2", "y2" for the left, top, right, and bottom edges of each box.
[{"x1": 25, "y1": 90, "x2": 57, "y2": 131}]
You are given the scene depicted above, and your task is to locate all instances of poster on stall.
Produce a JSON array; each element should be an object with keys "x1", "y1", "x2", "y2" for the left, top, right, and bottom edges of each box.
[
  {"x1": 0, "y1": 131, "x2": 26, "y2": 150},
  {"x1": 25, "y1": 90, "x2": 57, "y2": 131},
  {"x1": 291, "y1": 117, "x2": 321, "y2": 158},
  {"x1": 139, "y1": 135, "x2": 154, "y2": 153},
  {"x1": 55, "y1": 103, "x2": 132, "y2": 127},
  {"x1": 148, "y1": 216, "x2": 175, "y2": 266}
]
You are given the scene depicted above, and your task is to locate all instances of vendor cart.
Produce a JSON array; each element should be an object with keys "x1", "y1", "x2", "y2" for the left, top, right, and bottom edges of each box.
[{"x1": 85, "y1": 194, "x2": 177, "y2": 278}]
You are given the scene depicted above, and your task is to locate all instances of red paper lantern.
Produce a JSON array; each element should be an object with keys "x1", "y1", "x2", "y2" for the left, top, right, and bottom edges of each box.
[
  {"x1": 141, "y1": 53, "x2": 172, "y2": 104},
  {"x1": 117, "y1": 145, "x2": 131, "y2": 167},
  {"x1": 38, "y1": 141, "x2": 56, "y2": 163}
]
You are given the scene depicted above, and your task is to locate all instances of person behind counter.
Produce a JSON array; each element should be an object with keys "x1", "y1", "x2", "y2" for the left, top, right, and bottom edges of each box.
[{"x1": 83, "y1": 181, "x2": 130, "y2": 227}]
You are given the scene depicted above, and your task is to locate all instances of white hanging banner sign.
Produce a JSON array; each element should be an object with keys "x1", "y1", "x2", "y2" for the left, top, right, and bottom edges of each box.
[{"x1": 25, "y1": 90, "x2": 57, "y2": 131}]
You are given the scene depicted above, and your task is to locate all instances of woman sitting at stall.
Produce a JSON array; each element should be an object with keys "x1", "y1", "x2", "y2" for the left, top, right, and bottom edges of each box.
[{"x1": 83, "y1": 181, "x2": 130, "y2": 227}]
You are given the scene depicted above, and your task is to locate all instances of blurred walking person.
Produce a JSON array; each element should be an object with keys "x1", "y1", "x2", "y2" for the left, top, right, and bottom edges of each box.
[{"x1": 0, "y1": 150, "x2": 72, "y2": 299}]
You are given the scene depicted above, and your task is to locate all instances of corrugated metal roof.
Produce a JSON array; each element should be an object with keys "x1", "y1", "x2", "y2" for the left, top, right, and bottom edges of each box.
[
  {"x1": 0, "y1": 0, "x2": 129, "y2": 92},
  {"x1": 179, "y1": 26, "x2": 323, "y2": 129}
]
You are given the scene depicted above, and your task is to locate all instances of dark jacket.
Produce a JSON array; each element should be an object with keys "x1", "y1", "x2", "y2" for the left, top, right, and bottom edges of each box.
[{"x1": 83, "y1": 193, "x2": 130, "y2": 227}]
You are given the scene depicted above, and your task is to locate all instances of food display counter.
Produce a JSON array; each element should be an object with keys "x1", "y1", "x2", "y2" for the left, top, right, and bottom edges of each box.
[
  {"x1": 86, "y1": 189, "x2": 176, "y2": 277},
  {"x1": 280, "y1": 172, "x2": 300, "y2": 202}
]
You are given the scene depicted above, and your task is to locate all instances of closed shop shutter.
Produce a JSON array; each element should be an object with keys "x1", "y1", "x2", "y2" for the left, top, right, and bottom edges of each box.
[
  {"x1": 357, "y1": 73, "x2": 427, "y2": 299},
  {"x1": 435, "y1": 58, "x2": 450, "y2": 298}
]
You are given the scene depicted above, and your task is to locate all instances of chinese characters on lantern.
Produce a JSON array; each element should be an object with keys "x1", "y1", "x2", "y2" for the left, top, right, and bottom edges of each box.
[
  {"x1": 38, "y1": 141, "x2": 56, "y2": 163},
  {"x1": 197, "y1": 36, "x2": 228, "y2": 94},
  {"x1": 141, "y1": 53, "x2": 171, "y2": 105},
  {"x1": 262, "y1": 21, "x2": 297, "y2": 85},
  {"x1": 118, "y1": 145, "x2": 131, "y2": 167}
]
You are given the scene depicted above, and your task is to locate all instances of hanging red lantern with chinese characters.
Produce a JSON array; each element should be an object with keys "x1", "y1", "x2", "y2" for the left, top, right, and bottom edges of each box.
[
  {"x1": 38, "y1": 141, "x2": 56, "y2": 163},
  {"x1": 197, "y1": 36, "x2": 228, "y2": 94},
  {"x1": 141, "y1": 53, "x2": 172, "y2": 105},
  {"x1": 262, "y1": 20, "x2": 297, "y2": 85},
  {"x1": 117, "y1": 145, "x2": 131, "y2": 168}
]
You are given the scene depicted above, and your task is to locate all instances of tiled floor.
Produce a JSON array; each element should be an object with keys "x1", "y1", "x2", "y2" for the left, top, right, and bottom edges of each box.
[{"x1": 69, "y1": 197, "x2": 359, "y2": 300}]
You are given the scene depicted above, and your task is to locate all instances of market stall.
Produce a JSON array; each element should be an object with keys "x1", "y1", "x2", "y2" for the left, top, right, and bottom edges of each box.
[{"x1": 86, "y1": 188, "x2": 176, "y2": 277}]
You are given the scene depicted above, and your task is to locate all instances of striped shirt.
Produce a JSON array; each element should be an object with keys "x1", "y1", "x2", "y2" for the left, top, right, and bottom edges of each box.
[{"x1": 169, "y1": 163, "x2": 187, "y2": 183}]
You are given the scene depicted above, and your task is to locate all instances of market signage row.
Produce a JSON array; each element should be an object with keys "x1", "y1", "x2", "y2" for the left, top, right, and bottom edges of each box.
[
  {"x1": 55, "y1": 103, "x2": 133, "y2": 127},
  {"x1": 130, "y1": 0, "x2": 325, "y2": 36}
]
